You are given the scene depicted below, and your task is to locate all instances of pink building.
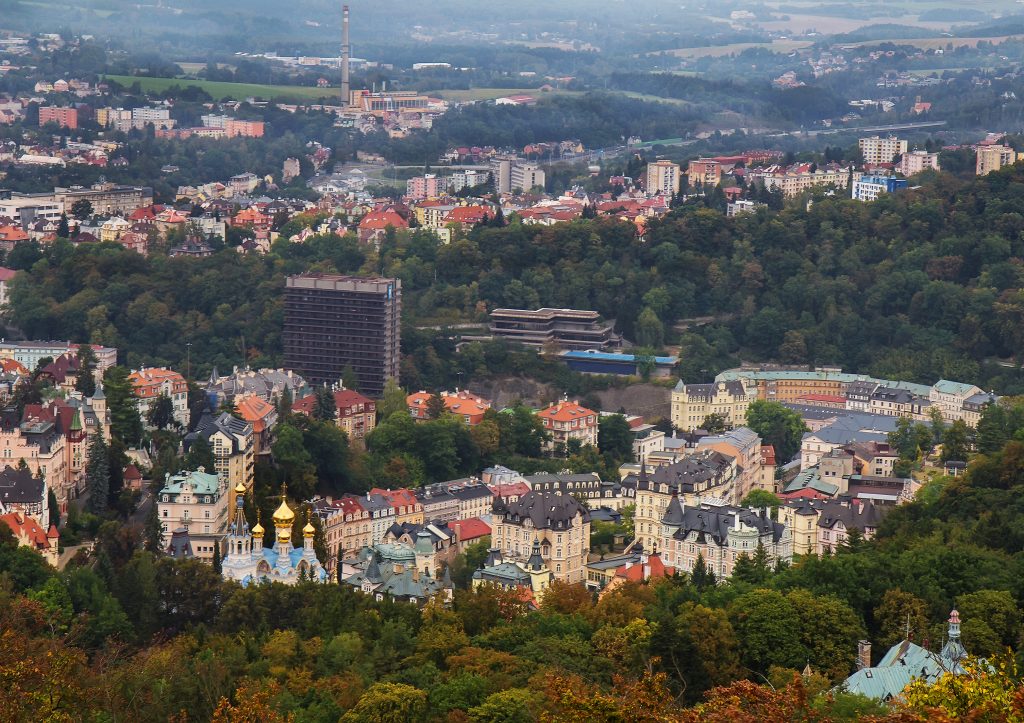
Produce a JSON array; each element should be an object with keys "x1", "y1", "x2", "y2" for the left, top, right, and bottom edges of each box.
[
  {"x1": 39, "y1": 106, "x2": 78, "y2": 129},
  {"x1": 405, "y1": 174, "x2": 445, "y2": 201}
]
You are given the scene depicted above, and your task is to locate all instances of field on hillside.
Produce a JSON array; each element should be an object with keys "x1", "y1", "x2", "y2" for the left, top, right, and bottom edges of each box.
[
  {"x1": 660, "y1": 40, "x2": 814, "y2": 58},
  {"x1": 431, "y1": 87, "x2": 580, "y2": 102},
  {"x1": 104, "y1": 75, "x2": 333, "y2": 101}
]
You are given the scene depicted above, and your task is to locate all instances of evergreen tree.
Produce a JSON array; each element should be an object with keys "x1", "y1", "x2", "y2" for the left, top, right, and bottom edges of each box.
[
  {"x1": 212, "y1": 542, "x2": 222, "y2": 574},
  {"x1": 85, "y1": 432, "x2": 110, "y2": 514},
  {"x1": 184, "y1": 435, "x2": 216, "y2": 472},
  {"x1": 313, "y1": 386, "x2": 337, "y2": 422},
  {"x1": 426, "y1": 392, "x2": 447, "y2": 419},
  {"x1": 103, "y1": 367, "x2": 144, "y2": 446},
  {"x1": 277, "y1": 386, "x2": 293, "y2": 417},
  {"x1": 691, "y1": 553, "x2": 716, "y2": 591},
  {"x1": 47, "y1": 488, "x2": 59, "y2": 529},
  {"x1": 143, "y1": 500, "x2": 163, "y2": 554},
  {"x1": 341, "y1": 364, "x2": 360, "y2": 391},
  {"x1": 56, "y1": 213, "x2": 70, "y2": 238},
  {"x1": 74, "y1": 345, "x2": 98, "y2": 397},
  {"x1": 147, "y1": 393, "x2": 175, "y2": 430}
]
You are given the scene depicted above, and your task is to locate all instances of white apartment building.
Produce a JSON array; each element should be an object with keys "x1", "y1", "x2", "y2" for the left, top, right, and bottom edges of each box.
[
  {"x1": 899, "y1": 150, "x2": 940, "y2": 176},
  {"x1": 646, "y1": 160, "x2": 681, "y2": 196},
  {"x1": 859, "y1": 136, "x2": 908, "y2": 165},
  {"x1": 157, "y1": 469, "x2": 228, "y2": 562}
]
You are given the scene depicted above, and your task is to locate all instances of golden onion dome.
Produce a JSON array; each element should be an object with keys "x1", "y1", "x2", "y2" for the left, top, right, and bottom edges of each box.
[
  {"x1": 234, "y1": 481, "x2": 247, "y2": 495},
  {"x1": 273, "y1": 498, "x2": 295, "y2": 526},
  {"x1": 251, "y1": 520, "x2": 265, "y2": 537},
  {"x1": 303, "y1": 520, "x2": 316, "y2": 537}
]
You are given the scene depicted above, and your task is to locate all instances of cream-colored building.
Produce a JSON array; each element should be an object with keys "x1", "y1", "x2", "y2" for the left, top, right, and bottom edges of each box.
[
  {"x1": 899, "y1": 150, "x2": 940, "y2": 176},
  {"x1": 646, "y1": 160, "x2": 681, "y2": 197},
  {"x1": 929, "y1": 379, "x2": 984, "y2": 424},
  {"x1": 671, "y1": 380, "x2": 756, "y2": 431},
  {"x1": 976, "y1": 145, "x2": 1018, "y2": 176},
  {"x1": 185, "y1": 411, "x2": 255, "y2": 514},
  {"x1": 859, "y1": 136, "x2": 908, "y2": 165},
  {"x1": 156, "y1": 468, "x2": 228, "y2": 562},
  {"x1": 490, "y1": 491, "x2": 590, "y2": 584},
  {"x1": 756, "y1": 167, "x2": 861, "y2": 197}
]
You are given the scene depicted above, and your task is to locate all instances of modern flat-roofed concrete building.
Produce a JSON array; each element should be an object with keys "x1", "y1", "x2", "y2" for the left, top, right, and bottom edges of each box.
[
  {"x1": 284, "y1": 274, "x2": 400, "y2": 396},
  {"x1": 489, "y1": 307, "x2": 615, "y2": 351}
]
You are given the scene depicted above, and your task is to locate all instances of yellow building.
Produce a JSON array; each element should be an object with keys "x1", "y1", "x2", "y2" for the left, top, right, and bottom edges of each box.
[
  {"x1": 670, "y1": 380, "x2": 756, "y2": 431},
  {"x1": 646, "y1": 160, "x2": 681, "y2": 196},
  {"x1": 976, "y1": 145, "x2": 1018, "y2": 176}
]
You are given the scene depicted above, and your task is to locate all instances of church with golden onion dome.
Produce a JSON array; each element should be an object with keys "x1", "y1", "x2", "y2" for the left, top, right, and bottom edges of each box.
[{"x1": 221, "y1": 482, "x2": 327, "y2": 586}]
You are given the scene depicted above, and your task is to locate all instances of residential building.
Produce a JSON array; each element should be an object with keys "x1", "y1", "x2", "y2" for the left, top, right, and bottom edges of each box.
[
  {"x1": 234, "y1": 394, "x2": 278, "y2": 456},
  {"x1": 0, "y1": 511, "x2": 58, "y2": 565},
  {"x1": 961, "y1": 391, "x2": 998, "y2": 428},
  {"x1": 538, "y1": 399, "x2": 598, "y2": 451},
  {"x1": 221, "y1": 487, "x2": 327, "y2": 585},
  {"x1": 859, "y1": 136, "x2": 908, "y2": 165},
  {"x1": 370, "y1": 488, "x2": 423, "y2": 526},
  {"x1": 852, "y1": 175, "x2": 909, "y2": 202},
  {"x1": 52, "y1": 184, "x2": 153, "y2": 216},
  {"x1": 414, "y1": 484, "x2": 461, "y2": 525},
  {"x1": 473, "y1": 542, "x2": 552, "y2": 605},
  {"x1": 292, "y1": 386, "x2": 377, "y2": 440},
  {"x1": 230, "y1": 173, "x2": 259, "y2": 195},
  {"x1": 205, "y1": 367, "x2": 309, "y2": 406},
  {"x1": 758, "y1": 445, "x2": 777, "y2": 493},
  {"x1": 38, "y1": 106, "x2": 78, "y2": 129},
  {"x1": 406, "y1": 389, "x2": 490, "y2": 425},
  {"x1": 313, "y1": 495, "x2": 372, "y2": 564},
  {"x1": 685, "y1": 159, "x2": 720, "y2": 188},
  {"x1": 0, "y1": 413, "x2": 65, "y2": 519},
  {"x1": 658, "y1": 495, "x2": 791, "y2": 578},
  {"x1": 128, "y1": 367, "x2": 190, "y2": 428},
  {"x1": 845, "y1": 380, "x2": 878, "y2": 412},
  {"x1": 184, "y1": 411, "x2": 255, "y2": 513},
  {"x1": 405, "y1": 174, "x2": 445, "y2": 201},
  {"x1": 867, "y1": 386, "x2": 929, "y2": 418},
  {"x1": 976, "y1": 145, "x2": 1018, "y2": 175},
  {"x1": 753, "y1": 166, "x2": 860, "y2": 197},
  {"x1": 671, "y1": 379, "x2": 757, "y2": 432},
  {"x1": 224, "y1": 119, "x2": 265, "y2": 138},
  {"x1": 622, "y1": 452, "x2": 737, "y2": 550},
  {"x1": 800, "y1": 412, "x2": 899, "y2": 468},
  {"x1": 524, "y1": 472, "x2": 626, "y2": 510},
  {"x1": 726, "y1": 199, "x2": 765, "y2": 217},
  {"x1": 899, "y1": 150, "x2": 940, "y2": 176},
  {"x1": 449, "y1": 482, "x2": 494, "y2": 521},
  {"x1": 490, "y1": 491, "x2": 591, "y2": 584},
  {"x1": 510, "y1": 162, "x2": 545, "y2": 193},
  {"x1": 0, "y1": 340, "x2": 115, "y2": 375},
  {"x1": 283, "y1": 274, "x2": 401, "y2": 396},
  {"x1": 341, "y1": 543, "x2": 453, "y2": 604},
  {"x1": 489, "y1": 307, "x2": 615, "y2": 351},
  {"x1": 842, "y1": 611, "x2": 968, "y2": 701},
  {"x1": 697, "y1": 427, "x2": 763, "y2": 504},
  {"x1": 647, "y1": 160, "x2": 682, "y2": 195},
  {"x1": 156, "y1": 469, "x2": 228, "y2": 562},
  {"x1": 0, "y1": 190, "x2": 63, "y2": 225},
  {"x1": 0, "y1": 464, "x2": 49, "y2": 526},
  {"x1": 930, "y1": 379, "x2": 984, "y2": 424}
]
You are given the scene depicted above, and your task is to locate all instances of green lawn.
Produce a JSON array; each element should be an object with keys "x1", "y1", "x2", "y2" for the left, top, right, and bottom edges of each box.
[
  {"x1": 104, "y1": 75, "x2": 336, "y2": 102},
  {"x1": 431, "y1": 87, "x2": 580, "y2": 102}
]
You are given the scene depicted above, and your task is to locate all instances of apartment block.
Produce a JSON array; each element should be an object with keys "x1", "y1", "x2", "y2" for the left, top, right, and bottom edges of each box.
[
  {"x1": 899, "y1": 150, "x2": 940, "y2": 176},
  {"x1": 647, "y1": 160, "x2": 682, "y2": 195},
  {"x1": 976, "y1": 145, "x2": 1018, "y2": 176},
  {"x1": 685, "y1": 159, "x2": 720, "y2": 188},
  {"x1": 283, "y1": 274, "x2": 401, "y2": 396},
  {"x1": 38, "y1": 106, "x2": 77, "y2": 129},
  {"x1": 859, "y1": 136, "x2": 907, "y2": 165}
]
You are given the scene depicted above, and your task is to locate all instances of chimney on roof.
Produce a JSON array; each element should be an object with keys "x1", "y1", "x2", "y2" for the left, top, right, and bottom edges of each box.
[{"x1": 857, "y1": 640, "x2": 871, "y2": 670}]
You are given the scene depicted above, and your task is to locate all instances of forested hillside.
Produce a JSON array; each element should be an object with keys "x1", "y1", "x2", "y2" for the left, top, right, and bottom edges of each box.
[
  {"x1": 7, "y1": 163, "x2": 1024, "y2": 392},
  {"x1": 6, "y1": 409, "x2": 1024, "y2": 721}
]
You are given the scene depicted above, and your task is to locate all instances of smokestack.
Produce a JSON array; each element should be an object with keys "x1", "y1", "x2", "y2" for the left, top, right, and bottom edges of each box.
[{"x1": 341, "y1": 4, "x2": 351, "y2": 106}]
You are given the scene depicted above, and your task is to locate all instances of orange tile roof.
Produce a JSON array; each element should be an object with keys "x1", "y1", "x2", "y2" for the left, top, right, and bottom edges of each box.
[
  {"x1": 0, "y1": 512, "x2": 56, "y2": 550},
  {"x1": 407, "y1": 390, "x2": 491, "y2": 420},
  {"x1": 538, "y1": 400, "x2": 597, "y2": 423},
  {"x1": 0, "y1": 358, "x2": 29, "y2": 375},
  {"x1": 614, "y1": 553, "x2": 674, "y2": 582},
  {"x1": 761, "y1": 444, "x2": 777, "y2": 467},
  {"x1": 0, "y1": 226, "x2": 29, "y2": 242},
  {"x1": 370, "y1": 487, "x2": 420, "y2": 510},
  {"x1": 128, "y1": 368, "x2": 187, "y2": 398},
  {"x1": 235, "y1": 394, "x2": 275, "y2": 432}
]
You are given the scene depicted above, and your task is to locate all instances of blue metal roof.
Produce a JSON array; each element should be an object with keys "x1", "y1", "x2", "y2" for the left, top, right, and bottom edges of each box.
[{"x1": 561, "y1": 350, "x2": 678, "y2": 364}]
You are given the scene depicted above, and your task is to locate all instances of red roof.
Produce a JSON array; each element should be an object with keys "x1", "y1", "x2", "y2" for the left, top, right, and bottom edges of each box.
[
  {"x1": 359, "y1": 208, "x2": 408, "y2": 230},
  {"x1": 370, "y1": 487, "x2": 420, "y2": 510},
  {"x1": 760, "y1": 445, "x2": 777, "y2": 467},
  {"x1": 443, "y1": 206, "x2": 491, "y2": 225},
  {"x1": 449, "y1": 517, "x2": 492, "y2": 541},
  {"x1": 779, "y1": 489, "x2": 830, "y2": 501},
  {"x1": 0, "y1": 512, "x2": 55, "y2": 550},
  {"x1": 123, "y1": 464, "x2": 142, "y2": 481},
  {"x1": 331, "y1": 495, "x2": 367, "y2": 517},
  {"x1": 488, "y1": 481, "x2": 531, "y2": 498},
  {"x1": 293, "y1": 388, "x2": 374, "y2": 419},
  {"x1": 0, "y1": 267, "x2": 16, "y2": 282},
  {"x1": 614, "y1": 553, "x2": 674, "y2": 582}
]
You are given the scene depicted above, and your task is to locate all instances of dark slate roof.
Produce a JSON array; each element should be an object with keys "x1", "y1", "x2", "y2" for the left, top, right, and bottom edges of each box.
[
  {"x1": 186, "y1": 411, "x2": 252, "y2": 453},
  {"x1": 870, "y1": 386, "x2": 917, "y2": 405},
  {"x1": 0, "y1": 465, "x2": 43, "y2": 504},
  {"x1": 492, "y1": 490, "x2": 590, "y2": 530},
  {"x1": 817, "y1": 499, "x2": 886, "y2": 531},
  {"x1": 622, "y1": 451, "x2": 733, "y2": 494},
  {"x1": 676, "y1": 380, "x2": 748, "y2": 400},
  {"x1": 662, "y1": 502, "x2": 785, "y2": 544}
]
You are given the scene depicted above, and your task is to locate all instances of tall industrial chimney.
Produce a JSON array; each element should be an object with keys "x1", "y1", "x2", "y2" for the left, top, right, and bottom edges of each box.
[{"x1": 341, "y1": 5, "x2": 351, "y2": 106}]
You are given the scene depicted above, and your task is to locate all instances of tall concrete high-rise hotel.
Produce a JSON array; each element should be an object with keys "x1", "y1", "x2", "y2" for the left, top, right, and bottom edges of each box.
[{"x1": 284, "y1": 274, "x2": 400, "y2": 397}]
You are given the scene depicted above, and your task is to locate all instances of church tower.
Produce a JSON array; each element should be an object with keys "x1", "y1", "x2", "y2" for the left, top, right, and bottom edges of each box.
[{"x1": 273, "y1": 489, "x2": 296, "y2": 574}]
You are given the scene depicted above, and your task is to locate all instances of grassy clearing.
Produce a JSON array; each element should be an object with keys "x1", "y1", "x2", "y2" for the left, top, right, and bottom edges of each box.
[
  {"x1": 841, "y1": 35, "x2": 1024, "y2": 50},
  {"x1": 660, "y1": 40, "x2": 813, "y2": 58},
  {"x1": 104, "y1": 75, "x2": 334, "y2": 101},
  {"x1": 430, "y1": 87, "x2": 581, "y2": 102}
]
